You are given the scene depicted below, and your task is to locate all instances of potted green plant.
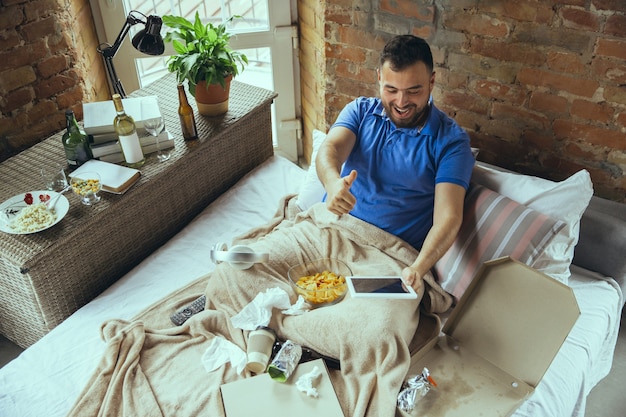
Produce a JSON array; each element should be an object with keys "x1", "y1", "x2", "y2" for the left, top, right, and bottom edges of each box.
[{"x1": 162, "y1": 12, "x2": 248, "y2": 116}]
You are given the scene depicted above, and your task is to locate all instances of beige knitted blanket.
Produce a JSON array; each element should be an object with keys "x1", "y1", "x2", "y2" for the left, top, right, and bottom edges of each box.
[{"x1": 67, "y1": 197, "x2": 452, "y2": 417}]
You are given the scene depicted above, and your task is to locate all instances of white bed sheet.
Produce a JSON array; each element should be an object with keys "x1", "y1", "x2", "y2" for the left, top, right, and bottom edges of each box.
[
  {"x1": 0, "y1": 155, "x2": 306, "y2": 417},
  {"x1": 0, "y1": 155, "x2": 623, "y2": 417}
]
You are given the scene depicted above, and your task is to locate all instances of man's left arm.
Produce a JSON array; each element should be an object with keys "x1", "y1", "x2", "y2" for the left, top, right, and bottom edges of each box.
[{"x1": 402, "y1": 182, "x2": 466, "y2": 294}]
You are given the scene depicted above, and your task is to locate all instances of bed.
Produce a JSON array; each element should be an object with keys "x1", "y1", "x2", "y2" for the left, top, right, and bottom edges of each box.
[{"x1": 0, "y1": 152, "x2": 624, "y2": 417}]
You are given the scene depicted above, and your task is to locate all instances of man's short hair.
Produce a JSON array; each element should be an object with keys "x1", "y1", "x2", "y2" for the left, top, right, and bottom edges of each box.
[{"x1": 379, "y1": 35, "x2": 434, "y2": 74}]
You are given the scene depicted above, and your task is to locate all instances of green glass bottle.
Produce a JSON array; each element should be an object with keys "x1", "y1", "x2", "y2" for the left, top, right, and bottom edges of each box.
[
  {"x1": 62, "y1": 110, "x2": 92, "y2": 169},
  {"x1": 112, "y1": 94, "x2": 145, "y2": 168}
]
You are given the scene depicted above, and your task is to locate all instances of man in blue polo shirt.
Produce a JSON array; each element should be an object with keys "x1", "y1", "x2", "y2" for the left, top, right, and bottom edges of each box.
[{"x1": 316, "y1": 35, "x2": 474, "y2": 296}]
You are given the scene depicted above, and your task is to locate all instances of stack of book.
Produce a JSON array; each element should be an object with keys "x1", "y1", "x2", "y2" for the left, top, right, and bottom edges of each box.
[{"x1": 83, "y1": 96, "x2": 175, "y2": 163}]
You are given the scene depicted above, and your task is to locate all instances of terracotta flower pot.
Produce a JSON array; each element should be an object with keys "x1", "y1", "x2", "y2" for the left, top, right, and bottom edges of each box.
[{"x1": 194, "y1": 74, "x2": 232, "y2": 116}]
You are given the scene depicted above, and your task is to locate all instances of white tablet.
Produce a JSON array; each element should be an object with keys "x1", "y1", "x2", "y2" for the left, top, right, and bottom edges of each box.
[{"x1": 346, "y1": 276, "x2": 418, "y2": 299}]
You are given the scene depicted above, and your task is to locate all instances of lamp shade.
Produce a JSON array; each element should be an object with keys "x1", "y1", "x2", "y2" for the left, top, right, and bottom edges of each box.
[{"x1": 131, "y1": 15, "x2": 164, "y2": 55}]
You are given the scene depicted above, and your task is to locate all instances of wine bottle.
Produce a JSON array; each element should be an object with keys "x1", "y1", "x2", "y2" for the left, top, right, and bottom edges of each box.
[
  {"x1": 62, "y1": 110, "x2": 92, "y2": 169},
  {"x1": 112, "y1": 94, "x2": 145, "y2": 168},
  {"x1": 177, "y1": 83, "x2": 198, "y2": 140}
]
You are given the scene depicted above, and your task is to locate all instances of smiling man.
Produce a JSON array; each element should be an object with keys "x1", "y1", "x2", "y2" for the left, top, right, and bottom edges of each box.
[{"x1": 316, "y1": 35, "x2": 475, "y2": 295}]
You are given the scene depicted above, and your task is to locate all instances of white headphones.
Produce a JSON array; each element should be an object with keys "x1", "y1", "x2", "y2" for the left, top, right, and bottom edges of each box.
[{"x1": 210, "y1": 242, "x2": 269, "y2": 270}]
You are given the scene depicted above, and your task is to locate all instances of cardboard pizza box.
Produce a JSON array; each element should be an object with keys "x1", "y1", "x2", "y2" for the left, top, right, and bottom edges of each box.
[
  {"x1": 406, "y1": 257, "x2": 580, "y2": 416},
  {"x1": 220, "y1": 358, "x2": 344, "y2": 417}
]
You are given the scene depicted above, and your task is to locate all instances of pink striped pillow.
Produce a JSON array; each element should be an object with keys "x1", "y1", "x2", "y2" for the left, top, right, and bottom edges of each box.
[{"x1": 434, "y1": 183, "x2": 567, "y2": 301}]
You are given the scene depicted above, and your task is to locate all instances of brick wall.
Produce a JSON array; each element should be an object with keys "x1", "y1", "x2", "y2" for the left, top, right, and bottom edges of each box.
[
  {"x1": 298, "y1": 0, "x2": 626, "y2": 202},
  {"x1": 0, "y1": 0, "x2": 107, "y2": 162}
]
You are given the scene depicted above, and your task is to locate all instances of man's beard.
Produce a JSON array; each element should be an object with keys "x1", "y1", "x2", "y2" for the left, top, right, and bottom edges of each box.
[{"x1": 384, "y1": 102, "x2": 430, "y2": 129}]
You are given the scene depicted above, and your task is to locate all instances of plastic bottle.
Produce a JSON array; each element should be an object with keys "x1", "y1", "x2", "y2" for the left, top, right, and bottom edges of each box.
[
  {"x1": 177, "y1": 83, "x2": 198, "y2": 140},
  {"x1": 112, "y1": 94, "x2": 145, "y2": 168}
]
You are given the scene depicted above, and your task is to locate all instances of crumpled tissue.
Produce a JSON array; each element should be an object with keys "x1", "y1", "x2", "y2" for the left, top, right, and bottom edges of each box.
[
  {"x1": 230, "y1": 287, "x2": 309, "y2": 331},
  {"x1": 296, "y1": 365, "x2": 322, "y2": 397},
  {"x1": 201, "y1": 336, "x2": 247, "y2": 375}
]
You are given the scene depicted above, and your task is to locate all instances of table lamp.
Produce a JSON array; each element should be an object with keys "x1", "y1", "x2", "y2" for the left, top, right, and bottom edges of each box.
[{"x1": 97, "y1": 10, "x2": 165, "y2": 98}]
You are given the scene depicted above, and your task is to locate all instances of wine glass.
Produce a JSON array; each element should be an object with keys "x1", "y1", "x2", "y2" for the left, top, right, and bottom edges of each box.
[
  {"x1": 142, "y1": 97, "x2": 170, "y2": 162},
  {"x1": 70, "y1": 172, "x2": 102, "y2": 206},
  {"x1": 40, "y1": 162, "x2": 69, "y2": 192}
]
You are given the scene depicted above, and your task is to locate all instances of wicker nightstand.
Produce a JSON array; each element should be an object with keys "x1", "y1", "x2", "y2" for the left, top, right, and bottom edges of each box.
[{"x1": 0, "y1": 74, "x2": 276, "y2": 348}]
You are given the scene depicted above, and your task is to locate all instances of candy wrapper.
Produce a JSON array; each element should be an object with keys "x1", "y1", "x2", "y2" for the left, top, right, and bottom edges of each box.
[
  {"x1": 397, "y1": 367, "x2": 437, "y2": 412},
  {"x1": 267, "y1": 339, "x2": 302, "y2": 382}
]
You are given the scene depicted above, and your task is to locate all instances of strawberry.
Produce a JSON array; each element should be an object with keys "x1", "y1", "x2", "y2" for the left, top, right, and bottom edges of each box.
[{"x1": 24, "y1": 193, "x2": 33, "y2": 205}]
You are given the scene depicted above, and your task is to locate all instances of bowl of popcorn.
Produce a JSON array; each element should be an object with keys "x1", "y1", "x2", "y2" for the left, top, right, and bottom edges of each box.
[{"x1": 288, "y1": 258, "x2": 352, "y2": 307}]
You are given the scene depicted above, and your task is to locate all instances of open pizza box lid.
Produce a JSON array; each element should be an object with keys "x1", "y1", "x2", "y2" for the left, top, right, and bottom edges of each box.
[{"x1": 406, "y1": 257, "x2": 580, "y2": 416}]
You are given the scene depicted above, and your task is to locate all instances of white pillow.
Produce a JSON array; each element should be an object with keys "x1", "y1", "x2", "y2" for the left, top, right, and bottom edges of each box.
[
  {"x1": 471, "y1": 164, "x2": 593, "y2": 283},
  {"x1": 295, "y1": 129, "x2": 327, "y2": 211}
]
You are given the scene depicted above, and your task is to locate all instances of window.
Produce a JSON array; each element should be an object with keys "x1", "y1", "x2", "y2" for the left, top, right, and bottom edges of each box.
[{"x1": 90, "y1": 0, "x2": 301, "y2": 162}]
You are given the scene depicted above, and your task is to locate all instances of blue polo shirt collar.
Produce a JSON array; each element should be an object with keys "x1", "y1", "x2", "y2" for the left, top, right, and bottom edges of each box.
[{"x1": 373, "y1": 96, "x2": 437, "y2": 136}]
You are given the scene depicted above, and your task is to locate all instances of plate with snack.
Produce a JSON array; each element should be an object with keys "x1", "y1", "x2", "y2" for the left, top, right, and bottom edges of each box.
[{"x1": 0, "y1": 190, "x2": 69, "y2": 234}]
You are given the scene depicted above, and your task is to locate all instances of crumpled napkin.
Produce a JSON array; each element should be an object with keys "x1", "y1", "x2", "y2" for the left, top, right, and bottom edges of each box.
[
  {"x1": 296, "y1": 365, "x2": 322, "y2": 397},
  {"x1": 201, "y1": 336, "x2": 247, "y2": 375},
  {"x1": 230, "y1": 287, "x2": 309, "y2": 330}
]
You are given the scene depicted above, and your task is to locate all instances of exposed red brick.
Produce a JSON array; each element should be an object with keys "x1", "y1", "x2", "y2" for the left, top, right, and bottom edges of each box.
[
  {"x1": 0, "y1": 65, "x2": 36, "y2": 92},
  {"x1": 324, "y1": 9, "x2": 352, "y2": 25},
  {"x1": 470, "y1": 38, "x2": 544, "y2": 67},
  {"x1": 592, "y1": 58, "x2": 626, "y2": 85},
  {"x1": 479, "y1": 118, "x2": 523, "y2": 142},
  {"x1": 592, "y1": 0, "x2": 626, "y2": 12},
  {"x1": 28, "y1": 100, "x2": 58, "y2": 125},
  {"x1": 411, "y1": 25, "x2": 433, "y2": 40},
  {"x1": 1, "y1": 87, "x2": 35, "y2": 113},
  {"x1": 512, "y1": 22, "x2": 593, "y2": 53},
  {"x1": 542, "y1": 155, "x2": 596, "y2": 180},
  {"x1": 380, "y1": 0, "x2": 435, "y2": 23},
  {"x1": 452, "y1": 109, "x2": 489, "y2": 133},
  {"x1": 0, "y1": 40, "x2": 48, "y2": 73},
  {"x1": 518, "y1": 68, "x2": 599, "y2": 98},
  {"x1": 446, "y1": 72, "x2": 468, "y2": 90},
  {"x1": 571, "y1": 99, "x2": 614, "y2": 123},
  {"x1": 604, "y1": 85, "x2": 626, "y2": 105},
  {"x1": 34, "y1": 73, "x2": 78, "y2": 99},
  {"x1": 529, "y1": 91, "x2": 569, "y2": 115},
  {"x1": 596, "y1": 38, "x2": 626, "y2": 60},
  {"x1": 20, "y1": 16, "x2": 57, "y2": 42},
  {"x1": 605, "y1": 14, "x2": 626, "y2": 37},
  {"x1": 554, "y1": 119, "x2": 626, "y2": 150},
  {"x1": 547, "y1": 51, "x2": 585, "y2": 74},
  {"x1": 441, "y1": 90, "x2": 489, "y2": 115},
  {"x1": 617, "y1": 112, "x2": 626, "y2": 128},
  {"x1": 492, "y1": 102, "x2": 550, "y2": 130},
  {"x1": 56, "y1": 86, "x2": 84, "y2": 110},
  {"x1": 473, "y1": 79, "x2": 526, "y2": 105},
  {"x1": 481, "y1": 1, "x2": 554, "y2": 23},
  {"x1": 37, "y1": 54, "x2": 69, "y2": 78},
  {"x1": 521, "y1": 129, "x2": 555, "y2": 152},
  {"x1": 560, "y1": 7, "x2": 600, "y2": 32},
  {"x1": 24, "y1": 0, "x2": 62, "y2": 21},
  {"x1": 325, "y1": 44, "x2": 367, "y2": 63},
  {"x1": 0, "y1": 5, "x2": 24, "y2": 31},
  {"x1": 0, "y1": 29, "x2": 21, "y2": 51},
  {"x1": 448, "y1": 53, "x2": 518, "y2": 84},
  {"x1": 445, "y1": 13, "x2": 509, "y2": 38},
  {"x1": 337, "y1": 25, "x2": 384, "y2": 50}
]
